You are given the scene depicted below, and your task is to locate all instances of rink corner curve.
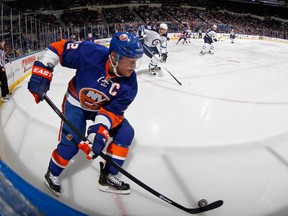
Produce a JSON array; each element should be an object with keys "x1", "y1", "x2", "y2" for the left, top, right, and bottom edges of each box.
[{"x1": 0, "y1": 160, "x2": 86, "y2": 216}]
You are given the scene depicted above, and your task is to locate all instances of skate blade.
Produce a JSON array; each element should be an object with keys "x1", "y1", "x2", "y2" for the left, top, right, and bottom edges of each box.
[
  {"x1": 148, "y1": 70, "x2": 157, "y2": 76},
  {"x1": 44, "y1": 181, "x2": 60, "y2": 197},
  {"x1": 98, "y1": 185, "x2": 131, "y2": 195}
]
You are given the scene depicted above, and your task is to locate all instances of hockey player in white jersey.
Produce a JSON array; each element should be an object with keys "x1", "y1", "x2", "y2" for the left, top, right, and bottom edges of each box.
[
  {"x1": 137, "y1": 22, "x2": 169, "y2": 75},
  {"x1": 186, "y1": 29, "x2": 192, "y2": 43},
  {"x1": 230, "y1": 29, "x2": 236, "y2": 43},
  {"x1": 200, "y1": 24, "x2": 218, "y2": 55}
]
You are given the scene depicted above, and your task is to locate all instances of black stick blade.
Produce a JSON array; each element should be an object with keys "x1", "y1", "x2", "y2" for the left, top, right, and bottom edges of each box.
[{"x1": 186, "y1": 200, "x2": 224, "y2": 214}]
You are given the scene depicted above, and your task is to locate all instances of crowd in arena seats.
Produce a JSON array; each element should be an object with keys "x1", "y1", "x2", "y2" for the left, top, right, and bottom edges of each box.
[
  {"x1": 56, "y1": 2, "x2": 288, "y2": 40},
  {"x1": 103, "y1": 6, "x2": 140, "y2": 24},
  {"x1": 35, "y1": 14, "x2": 58, "y2": 25},
  {"x1": 1, "y1": 0, "x2": 287, "y2": 60},
  {"x1": 134, "y1": 6, "x2": 172, "y2": 23},
  {"x1": 61, "y1": 9, "x2": 102, "y2": 27}
]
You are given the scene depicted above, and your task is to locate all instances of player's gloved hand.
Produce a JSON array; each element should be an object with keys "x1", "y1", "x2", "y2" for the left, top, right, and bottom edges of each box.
[
  {"x1": 78, "y1": 140, "x2": 94, "y2": 159},
  {"x1": 27, "y1": 61, "x2": 53, "y2": 103},
  {"x1": 213, "y1": 38, "x2": 218, "y2": 42},
  {"x1": 160, "y1": 52, "x2": 168, "y2": 63},
  {"x1": 78, "y1": 124, "x2": 109, "y2": 160}
]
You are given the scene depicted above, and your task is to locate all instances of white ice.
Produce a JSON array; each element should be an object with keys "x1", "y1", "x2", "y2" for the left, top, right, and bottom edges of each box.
[{"x1": 1, "y1": 38, "x2": 288, "y2": 216}]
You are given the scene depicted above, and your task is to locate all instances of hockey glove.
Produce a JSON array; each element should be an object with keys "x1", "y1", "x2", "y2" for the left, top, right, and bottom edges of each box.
[
  {"x1": 78, "y1": 124, "x2": 109, "y2": 160},
  {"x1": 160, "y1": 52, "x2": 168, "y2": 63},
  {"x1": 28, "y1": 61, "x2": 53, "y2": 103}
]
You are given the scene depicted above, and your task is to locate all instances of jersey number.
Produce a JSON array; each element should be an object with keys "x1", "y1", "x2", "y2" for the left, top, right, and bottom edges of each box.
[{"x1": 67, "y1": 43, "x2": 79, "y2": 50}]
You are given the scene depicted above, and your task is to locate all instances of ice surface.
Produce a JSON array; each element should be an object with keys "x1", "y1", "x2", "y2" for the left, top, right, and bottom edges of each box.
[{"x1": 1, "y1": 38, "x2": 288, "y2": 216}]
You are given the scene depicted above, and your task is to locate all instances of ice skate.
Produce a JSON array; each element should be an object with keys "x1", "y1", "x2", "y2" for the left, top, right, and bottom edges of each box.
[
  {"x1": 209, "y1": 50, "x2": 214, "y2": 55},
  {"x1": 44, "y1": 169, "x2": 61, "y2": 197},
  {"x1": 148, "y1": 65, "x2": 161, "y2": 76},
  {"x1": 1, "y1": 96, "x2": 9, "y2": 102},
  {"x1": 98, "y1": 162, "x2": 130, "y2": 195},
  {"x1": 200, "y1": 51, "x2": 205, "y2": 56}
]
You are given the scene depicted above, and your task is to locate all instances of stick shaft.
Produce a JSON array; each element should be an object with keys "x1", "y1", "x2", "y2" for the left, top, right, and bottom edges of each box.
[
  {"x1": 43, "y1": 94, "x2": 197, "y2": 213},
  {"x1": 143, "y1": 45, "x2": 182, "y2": 85}
]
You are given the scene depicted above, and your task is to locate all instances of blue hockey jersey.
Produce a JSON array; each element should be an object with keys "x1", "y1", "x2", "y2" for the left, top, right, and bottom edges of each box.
[{"x1": 48, "y1": 39, "x2": 138, "y2": 128}]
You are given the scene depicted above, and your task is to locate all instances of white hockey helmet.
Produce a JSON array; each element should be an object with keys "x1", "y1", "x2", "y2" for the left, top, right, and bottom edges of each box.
[
  {"x1": 160, "y1": 23, "x2": 168, "y2": 31},
  {"x1": 212, "y1": 24, "x2": 217, "y2": 30}
]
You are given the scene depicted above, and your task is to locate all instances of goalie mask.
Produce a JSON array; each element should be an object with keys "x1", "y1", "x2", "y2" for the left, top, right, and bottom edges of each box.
[{"x1": 109, "y1": 32, "x2": 144, "y2": 77}]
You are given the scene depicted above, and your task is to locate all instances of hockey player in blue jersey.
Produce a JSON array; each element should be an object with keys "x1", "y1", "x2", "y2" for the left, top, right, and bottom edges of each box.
[
  {"x1": 200, "y1": 24, "x2": 218, "y2": 55},
  {"x1": 176, "y1": 29, "x2": 188, "y2": 45},
  {"x1": 27, "y1": 32, "x2": 144, "y2": 196},
  {"x1": 137, "y1": 22, "x2": 169, "y2": 75}
]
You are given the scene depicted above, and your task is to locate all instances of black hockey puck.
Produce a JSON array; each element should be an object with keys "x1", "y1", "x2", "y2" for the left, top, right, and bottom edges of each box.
[{"x1": 198, "y1": 199, "x2": 208, "y2": 207}]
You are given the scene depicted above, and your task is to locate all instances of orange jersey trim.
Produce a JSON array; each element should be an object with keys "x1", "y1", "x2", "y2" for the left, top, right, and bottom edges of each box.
[
  {"x1": 57, "y1": 96, "x2": 67, "y2": 141},
  {"x1": 52, "y1": 149, "x2": 69, "y2": 167},
  {"x1": 68, "y1": 79, "x2": 79, "y2": 99},
  {"x1": 49, "y1": 39, "x2": 67, "y2": 64},
  {"x1": 107, "y1": 142, "x2": 129, "y2": 158},
  {"x1": 98, "y1": 107, "x2": 123, "y2": 128},
  {"x1": 105, "y1": 58, "x2": 116, "y2": 80}
]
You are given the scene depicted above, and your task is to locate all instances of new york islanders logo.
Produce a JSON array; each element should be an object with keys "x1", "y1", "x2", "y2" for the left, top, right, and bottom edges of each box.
[
  {"x1": 79, "y1": 88, "x2": 109, "y2": 110},
  {"x1": 119, "y1": 33, "x2": 128, "y2": 41}
]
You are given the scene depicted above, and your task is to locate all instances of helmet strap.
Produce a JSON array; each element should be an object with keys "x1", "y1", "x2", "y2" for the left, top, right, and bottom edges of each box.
[{"x1": 109, "y1": 53, "x2": 122, "y2": 77}]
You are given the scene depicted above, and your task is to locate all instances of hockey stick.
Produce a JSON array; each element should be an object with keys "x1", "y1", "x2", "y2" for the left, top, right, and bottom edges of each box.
[
  {"x1": 143, "y1": 45, "x2": 182, "y2": 86},
  {"x1": 43, "y1": 94, "x2": 223, "y2": 214}
]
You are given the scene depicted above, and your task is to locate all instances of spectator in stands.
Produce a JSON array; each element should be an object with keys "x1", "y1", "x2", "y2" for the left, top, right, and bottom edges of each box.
[{"x1": 85, "y1": 33, "x2": 93, "y2": 42}]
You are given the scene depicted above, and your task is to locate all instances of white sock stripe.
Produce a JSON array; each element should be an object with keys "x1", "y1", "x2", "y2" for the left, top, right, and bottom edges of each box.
[{"x1": 106, "y1": 152, "x2": 126, "y2": 161}]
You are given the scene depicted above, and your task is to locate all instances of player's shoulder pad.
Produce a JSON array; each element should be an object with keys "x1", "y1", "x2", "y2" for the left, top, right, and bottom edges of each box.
[
  {"x1": 48, "y1": 39, "x2": 68, "y2": 56},
  {"x1": 81, "y1": 41, "x2": 109, "y2": 60}
]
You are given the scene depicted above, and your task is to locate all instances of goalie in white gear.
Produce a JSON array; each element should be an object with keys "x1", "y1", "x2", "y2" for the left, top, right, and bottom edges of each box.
[
  {"x1": 137, "y1": 22, "x2": 169, "y2": 75},
  {"x1": 200, "y1": 24, "x2": 218, "y2": 55}
]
